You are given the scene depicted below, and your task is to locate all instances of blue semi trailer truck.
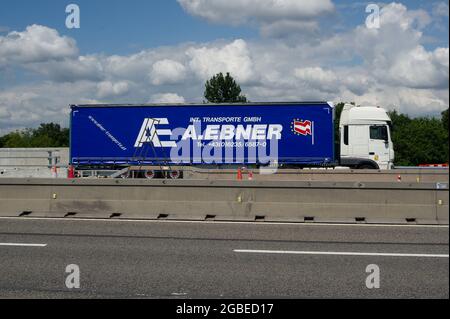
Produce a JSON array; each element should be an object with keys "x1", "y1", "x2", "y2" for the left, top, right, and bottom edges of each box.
[{"x1": 70, "y1": 102, "x2": 394, "y2": 178}]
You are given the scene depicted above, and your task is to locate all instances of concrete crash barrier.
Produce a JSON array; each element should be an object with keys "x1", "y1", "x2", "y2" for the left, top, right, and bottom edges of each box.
[
  {"x1": 0, "y1": 148, "x2": 69, "y2": 178},
  {"x1": 184, "y1": 167, "x2": 449, "y2": 183},
  {"x1": 0, "y1": 178, "x2": 448, "y2": 225}
]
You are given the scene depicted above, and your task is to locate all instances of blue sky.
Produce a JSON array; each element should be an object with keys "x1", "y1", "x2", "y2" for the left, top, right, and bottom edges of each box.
[
  {"x1": 1, "y1": 0, "x2": 447, "y2": 54},
  {"x1": 0, "y1": 0, "x2": 448, "y2": 133},
  {"x1": 1, "y1": 0, "x2": 258, "y2": 55}
]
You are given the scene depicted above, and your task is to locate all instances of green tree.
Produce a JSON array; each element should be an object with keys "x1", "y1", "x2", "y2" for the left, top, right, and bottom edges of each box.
[
  {"x1": 442, "y1": 108, "x2": 448, "y2": 132},
  {"x1": 0, "y1": 130, "x2": 33, "y2": 148},
  {"x1": 441, "y1": 108, "x2": 449, "y2": 162},
  {"x1": 32, "y1": 123, "x2": 69, "y2": 147},
  {"x1": 0, "y1": 123, "x2": 69, "y2": 148},
  {"x1": 204, "y1": 72, "x2": 248, "y2": 103},
  {"x1": 388, "y1": 110, "x2": 448, "y2": 166}
]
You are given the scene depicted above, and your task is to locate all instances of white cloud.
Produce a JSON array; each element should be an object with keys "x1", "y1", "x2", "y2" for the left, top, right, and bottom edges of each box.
[
  {"x1": 150, "y1": 93, "x2": 186, "y2": 103},
  {"x1": 187, "y1": 39, "x2": 254, "y2": 82},
  {"x1": 104, "y1": 52, "x2": 157, "y2": 81},
  {"x1": 28, "y1": 55, "x2": 105, "y2": 82},
  {"x1": 150, "y1": 59, "x2": 187, "y2": 85},
  {"x1": 0, "y1": 1, "x2": 448, "y2": 134},
  {"x1": 177, "y1": 0, "x2": 334, "y2": 25},
  {"x1": 379, "y1": 2, "x2": 431, "y2": 30},
  {"x1": 0, "y1": 24, "x2": 77, "y2": 66},
  {"x1": 260, "y1": 20, "x2": 319, "y2": 38},
  {"x1": 343, "y1": 87, "x2": 448, "y2": 115},
  {"x1": 385, "y1": 46, "x2": 449, "y2": 89},
  {"x1": 432, "y1": 1, "x2": 449, "y2": 17},
  {"x1": 433, "y1": 47, "x2": 449, "y2": 68},
  {"x1": 0, "y1": 106, "x2": 11, "y2": 119},
  {"x1": 177, "y1": 0, "x2": 334, "y2": 38},
  {"x1": 0, "y1": 81, "x2": 97, "y2": 134},
  {"x1": 294, "y1": 67, "x2": 339, "y2": 93},
  {"x1": 355, "y1": 4, "x2": 447, "y2": 90},
  {"x1": 97, "y1": 81, "x2": 130, "y2": 99}
]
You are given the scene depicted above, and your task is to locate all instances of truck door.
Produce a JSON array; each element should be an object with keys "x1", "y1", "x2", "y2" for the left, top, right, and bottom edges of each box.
[
  {"x1": 349, "y1": 125, "x2": 369, "y2": 157},
  {"x1": 369, "y1": 125, "x2": 390, "y2": 168}
]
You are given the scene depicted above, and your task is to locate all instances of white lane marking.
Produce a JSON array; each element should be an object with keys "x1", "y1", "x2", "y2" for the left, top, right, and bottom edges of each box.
[
  {"x1": 0, "y1": 216, "x2": 447, "y2": 228},
  {"x1": 0, "y1": 242, "x2": 47, "y2": 247},
  {"x1": 234, "y1": 249, "x2": 449, "y2": 258}
]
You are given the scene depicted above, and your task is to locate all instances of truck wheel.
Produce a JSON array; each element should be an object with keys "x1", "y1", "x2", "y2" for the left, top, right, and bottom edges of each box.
[
  {"x1": 168, "y1": 170, "x2": 182, "y2": 179},
  {"x1": 144, "y1": 170, "x2": 156, "y2": 179}
]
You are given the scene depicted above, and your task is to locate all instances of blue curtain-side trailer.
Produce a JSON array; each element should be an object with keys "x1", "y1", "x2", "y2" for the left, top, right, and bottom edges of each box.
[{"x1": 69, "y1": 102, "x2": 335, "y2": 178}]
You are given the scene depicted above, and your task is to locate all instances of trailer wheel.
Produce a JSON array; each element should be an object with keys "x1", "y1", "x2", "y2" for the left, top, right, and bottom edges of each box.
[
  {"x1": 120, "y1": 171, "x2": 130, "y2": 179},
  {"x1": 144, "y1": 170, "x2": 156, "y2": 179},
  {"x1": 168, "y1": 170, "x2": 182, "y2": 179}
]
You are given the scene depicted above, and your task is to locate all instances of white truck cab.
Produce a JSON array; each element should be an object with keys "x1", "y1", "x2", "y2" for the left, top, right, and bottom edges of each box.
[{"x1": 339, "y1": 104, "x2": 395, "y2": 170}]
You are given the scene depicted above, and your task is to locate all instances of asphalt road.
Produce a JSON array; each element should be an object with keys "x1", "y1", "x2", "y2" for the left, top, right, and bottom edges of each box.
[{"x1": 0, "y1": 217, "x2": 448, "y2": 298}]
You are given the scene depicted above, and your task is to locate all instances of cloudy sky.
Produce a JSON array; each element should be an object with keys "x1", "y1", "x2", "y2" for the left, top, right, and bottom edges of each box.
[{"x1": 0, "y1": 0, "x2": 448, "y2": 134}]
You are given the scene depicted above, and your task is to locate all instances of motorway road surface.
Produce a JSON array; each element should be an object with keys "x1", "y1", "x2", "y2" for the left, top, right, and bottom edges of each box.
[{"x1": 0, "y1": 217, "x2": 448, "y2": 298}]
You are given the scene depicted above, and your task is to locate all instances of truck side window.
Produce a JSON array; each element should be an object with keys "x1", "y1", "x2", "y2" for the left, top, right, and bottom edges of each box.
[
  {"x1": 370, "y1": 125, "x2": 388, "y2": 141},
  {"x1": 343, "y1": 125, "x2": 349, "y2": 145}
]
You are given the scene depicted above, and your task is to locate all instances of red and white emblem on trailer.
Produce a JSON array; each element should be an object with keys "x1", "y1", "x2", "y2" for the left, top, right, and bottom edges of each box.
[
  {"x1": 291, "y1": 118, "x2": 315, "y2": 145},
  {"x1": 291, "y1": 119, "x2": 312, "y2": 136}
]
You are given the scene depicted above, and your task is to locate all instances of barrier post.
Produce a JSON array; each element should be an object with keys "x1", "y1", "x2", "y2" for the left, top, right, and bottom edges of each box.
[{"x1": 52, "y1": 165, "x2": 58, "y2": 178}]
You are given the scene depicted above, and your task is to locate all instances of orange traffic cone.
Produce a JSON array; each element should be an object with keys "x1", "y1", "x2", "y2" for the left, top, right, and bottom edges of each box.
[
  {"x1": 68, "y1": 165, "x2": 75, "y2": 179},
  {"x1": 237, "y1": 168, "x2": 243, "y2": 180},
  {"x1": 397, "y1": 174, "x2": 401, "y2": 182}
]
